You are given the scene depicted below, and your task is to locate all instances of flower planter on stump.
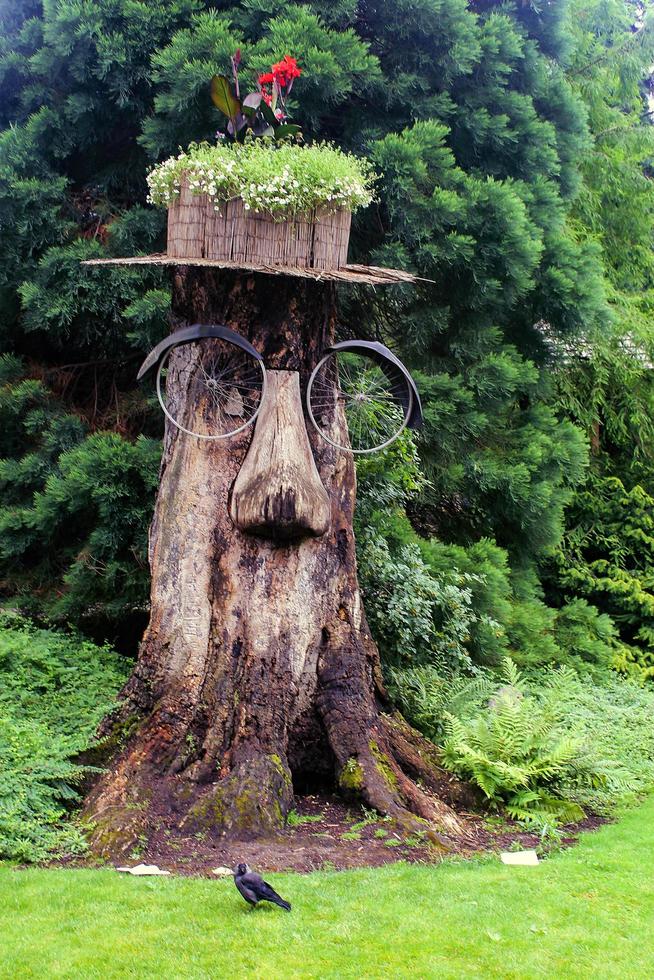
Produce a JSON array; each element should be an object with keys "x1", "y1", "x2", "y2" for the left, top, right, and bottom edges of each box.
[{"x1": 167, "y1": 177, "x2": 352, "y2": 269}]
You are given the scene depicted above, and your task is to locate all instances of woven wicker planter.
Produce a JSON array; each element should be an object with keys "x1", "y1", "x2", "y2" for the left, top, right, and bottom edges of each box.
[{"x1": 167, "y1": 177, "x2": 352, "y2": 270}]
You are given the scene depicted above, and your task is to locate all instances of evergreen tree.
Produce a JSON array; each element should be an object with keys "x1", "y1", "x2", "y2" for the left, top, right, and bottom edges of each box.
[
  {"x1": 0, "y1": 355, "x2": 159, "y2": 641},
  {"x1": 543, "y1": 0, "x2": 654, "y2": 678},
  {"x1": 0, "y1": 0, "x2": 625, "y2": 669}
]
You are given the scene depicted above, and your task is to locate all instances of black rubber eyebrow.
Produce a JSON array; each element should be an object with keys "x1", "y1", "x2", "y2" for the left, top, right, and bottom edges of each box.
[
  {"x1": 137, "y1": 324, "x2": 263, "y2": 381},
  {"x1": 326, "y1": 340, "x2": 423, "y2": 430}
]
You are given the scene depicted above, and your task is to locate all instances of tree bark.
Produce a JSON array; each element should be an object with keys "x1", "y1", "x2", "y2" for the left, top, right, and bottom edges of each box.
[{"x1": 83, "y1": 268, "x2": 465, "y2": 857}]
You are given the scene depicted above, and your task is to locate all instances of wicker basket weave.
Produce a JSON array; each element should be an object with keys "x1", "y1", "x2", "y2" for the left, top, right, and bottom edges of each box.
[{"x1": 167, "y1": 177, "x2": 352, "y2": 270}]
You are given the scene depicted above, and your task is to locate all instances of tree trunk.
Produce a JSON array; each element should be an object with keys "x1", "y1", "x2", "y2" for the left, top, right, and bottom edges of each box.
[{"x1": 83, "y1": 268, "x2": 465, "y2": 857}]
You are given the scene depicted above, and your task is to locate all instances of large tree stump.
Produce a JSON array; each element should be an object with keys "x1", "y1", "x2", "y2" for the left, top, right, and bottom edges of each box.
[{"x1": 83, "y1": 268, "x2": 465, "y2": 856}]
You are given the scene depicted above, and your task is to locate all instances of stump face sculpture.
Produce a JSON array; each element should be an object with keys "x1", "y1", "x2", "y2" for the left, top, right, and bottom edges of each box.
[{"x1": 83, "y1": 268, "x2": 465, "y2": 856}]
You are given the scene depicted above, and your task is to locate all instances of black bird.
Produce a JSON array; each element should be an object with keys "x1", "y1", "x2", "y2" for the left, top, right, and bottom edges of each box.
[{"x1": 233, "y1": 863, "x2": 291, "y2": 911}]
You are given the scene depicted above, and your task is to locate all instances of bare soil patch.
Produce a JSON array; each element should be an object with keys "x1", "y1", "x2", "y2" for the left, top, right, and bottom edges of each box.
[{"x1": 53, "y1": 794, "x2": 606, "y2": 876}]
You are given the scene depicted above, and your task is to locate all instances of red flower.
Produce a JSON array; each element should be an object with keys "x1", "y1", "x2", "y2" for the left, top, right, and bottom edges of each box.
[
  {"x1": 258, "y1": 72, "x2": 274, "y2": 85},
  {"x1": 271, "y1": 55, "x2": 302, "y2": 87},
  {"x1": 261, "y1": 91, "x2": 273, "y2": 106}
]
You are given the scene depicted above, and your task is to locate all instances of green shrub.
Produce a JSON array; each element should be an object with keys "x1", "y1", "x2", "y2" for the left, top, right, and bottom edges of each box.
[
  {"x1": 0, "y1": 358, "x2": 160, "y2": 633},
  {"x1": 356, "y1": 443, "x2": 620, "y2": 674},
  {"x1": 0, "y1": 614, "x2": 129, "y2": 862},
  {"x1": 393, "y1": 658, "x2": 654, "y2": 825},
  {"x1": 552, "y1": 671, "x2": 654, "y2": 813},
  {"x1": 387, "y1": 666, "x2": 495, "y2": 742},
  {"x1": 551, "y1": 474, "x2": 654, "y2": 680},
  {"x1": 355, "y1": 438, "x2": 476, "y2": 673},
  {"x1": 440, "y1": 660, "x2": 609, "y2": 825},
  {"x1": 552, "y1": 598, "x2": 617, "y2": 672},
  {"x1": 358, "y1": 530, "x2": 477, "y2": 673},
  {"x1": 355, "y1": 439, "x2": 505, "y2": 673},
  {"x1": 414, "y1": 538, "x2": 512, "y2": 666},
  {"x1": 0, "y1": 716, "x2": 93, "y2": 863}
]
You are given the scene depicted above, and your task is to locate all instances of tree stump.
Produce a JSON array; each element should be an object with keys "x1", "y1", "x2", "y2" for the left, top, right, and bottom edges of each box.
[{"x1": 82, "y1": 268, "x2": 465, "y2": 857}]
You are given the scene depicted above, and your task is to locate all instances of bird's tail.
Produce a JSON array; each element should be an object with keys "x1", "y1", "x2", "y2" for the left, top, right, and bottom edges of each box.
[{"x1": 273, "y1": 896, "x2": 291, "y2": 912}]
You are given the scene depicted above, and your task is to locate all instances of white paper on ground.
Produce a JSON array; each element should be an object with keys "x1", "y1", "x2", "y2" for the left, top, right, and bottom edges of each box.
[
  {"x1": 500, "y1": 850, "x2": 539, "y2": 866},
  {"x1": 116, "y1": 864, "x2": 171, "y2": 876}
]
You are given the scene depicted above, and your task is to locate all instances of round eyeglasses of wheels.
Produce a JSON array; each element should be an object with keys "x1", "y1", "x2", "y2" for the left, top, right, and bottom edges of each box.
[
  {"x1": 156, "y1": 335, "x2": 266, "y2": 440},
  {"x1": 307, "y1": 348, "x2": 413, "y2": 454}
]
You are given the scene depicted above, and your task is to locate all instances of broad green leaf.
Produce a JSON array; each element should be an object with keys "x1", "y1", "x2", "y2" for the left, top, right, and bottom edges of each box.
[
  {"x1": 275, "y1": 124, "x2": 301, "y2": 141},
  {"x1": 210, "y1": 75, "x2": 241, "y2": 122},
  {"x1": 259, "y1": 97, "x2": 278, "y2": 127}
]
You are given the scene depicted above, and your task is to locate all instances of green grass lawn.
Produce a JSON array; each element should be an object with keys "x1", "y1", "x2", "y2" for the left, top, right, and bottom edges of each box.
[{"x1": 1, "y1": 799, "x2": 654, "y2": 979}]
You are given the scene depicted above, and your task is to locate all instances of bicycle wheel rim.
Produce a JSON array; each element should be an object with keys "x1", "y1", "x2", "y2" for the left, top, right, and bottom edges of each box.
[
  {"x1": 156, "y1": 338, "x2": 266, "y2": 440},
  {"x1": 307, "y1": 350, "x2": 413, "y2": 454}
]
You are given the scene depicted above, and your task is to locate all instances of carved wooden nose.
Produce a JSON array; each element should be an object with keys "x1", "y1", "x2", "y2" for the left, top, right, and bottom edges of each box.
[{"x1": 229, "y1": 370, "x2": 330, "y2": 540}]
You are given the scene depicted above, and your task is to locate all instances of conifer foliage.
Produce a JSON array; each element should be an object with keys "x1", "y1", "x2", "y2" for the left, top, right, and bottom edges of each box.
[
  {"x1": 0, "y1": 0, "x2": 649, "y2": 679},
  {"x1": 544, "y1": 0, "x2": 654, "y2": 679}
]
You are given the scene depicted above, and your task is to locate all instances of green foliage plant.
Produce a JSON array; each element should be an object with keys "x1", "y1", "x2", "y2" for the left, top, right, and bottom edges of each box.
[
  {"x1": 553, "y1": 475, "x2": 654, "y2": 679},
  {"x1": 210, "y1": 49, "x2": 303, "y2": 143},
  {"x1": 0, "y1": 613, "x2": 129, "y2": 861},
  {"x1": 440, "y1": 660, "x2": 615, "y2": 825},
  {"x1": 543, "y1": 0, "x2": 654, "y2": 679},
  {"x1": 392, "y1": 658, "x2": 654, "y2": 820},
  {"x1": 285, "y1": 810, "x2": 322, "y2": 827},
  {"x1": 355, "y1": 436, "x2": 478, "y2": 673},
  {"x1": 356, "y1": 440, "x2": 611, "y2": 674},
  {"x1": 146, "y1": 139, "x2": 376, "y2": 216},
  {"x1": 0, "y1": 356, "x2": 160, "y2": 632},
  {"x1": 551, "y1": 598, "x2": 618, "y2": 672},
  {"x1": 358, "y1": 531, "x2": 477, "y2": 673},
  {"x1": 387, "y1": 666, "x2": 495, "y2": 742},
  {"x1": 551, "y1": 670, "x2": 654, "y2": 813}
]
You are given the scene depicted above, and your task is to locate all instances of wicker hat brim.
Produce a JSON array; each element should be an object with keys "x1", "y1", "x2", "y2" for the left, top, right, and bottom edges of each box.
[{"x1": 81, "y1": 254, "x2": 431, "y2": 286}]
